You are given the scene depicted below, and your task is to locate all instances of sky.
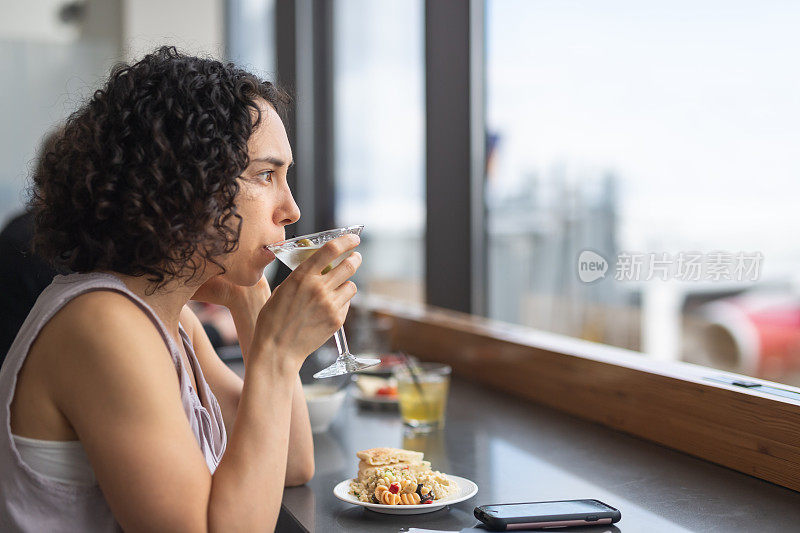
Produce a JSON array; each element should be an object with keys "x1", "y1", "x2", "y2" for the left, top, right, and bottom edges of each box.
[{"x1": 486, "y1": 0, "x2": 800, "y2": 279}]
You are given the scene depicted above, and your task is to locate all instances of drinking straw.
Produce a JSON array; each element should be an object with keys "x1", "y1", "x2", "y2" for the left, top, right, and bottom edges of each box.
[{"x1": 400, "y1": 352, "x2": 430, "y2": 411}]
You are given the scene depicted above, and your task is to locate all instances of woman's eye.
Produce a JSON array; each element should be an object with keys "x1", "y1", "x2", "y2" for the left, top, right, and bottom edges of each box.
[{"x1": 257, "y1": 170, "x2": 274, "y2": 183}]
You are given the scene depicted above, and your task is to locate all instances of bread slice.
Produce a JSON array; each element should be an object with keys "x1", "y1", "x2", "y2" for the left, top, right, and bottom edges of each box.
[
  {"x1": 356, "y1": 447, "x2": 424, "y2": 466},
  {"x1": 357, "y1": 460, "x2": 432, "y2": 480}
]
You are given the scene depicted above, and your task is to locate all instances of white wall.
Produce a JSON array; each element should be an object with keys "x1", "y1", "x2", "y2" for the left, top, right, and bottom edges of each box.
[
  {"x1": 0, "y1": 0, "x2": 123, "y2": 225},
  {"x1": 0, "y1": 0, "x2": 226, "y2": 225},
  {"x1": 122, "y1": 0, "x2": 225, "y2": 61}
]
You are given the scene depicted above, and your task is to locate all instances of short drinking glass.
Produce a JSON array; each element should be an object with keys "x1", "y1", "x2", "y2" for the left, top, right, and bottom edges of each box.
[{"x1": 394, "y1": 363, "x2": 451, "y2": 431}]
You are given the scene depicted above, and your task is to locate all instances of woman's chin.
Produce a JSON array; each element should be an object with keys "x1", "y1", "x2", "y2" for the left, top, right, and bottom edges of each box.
[
  {"x1": 220, "y1": 266, "x2": 263, "y2": 288},
  {"x1": 241, "y1": 271, "x2": 266, "y2": 287}
]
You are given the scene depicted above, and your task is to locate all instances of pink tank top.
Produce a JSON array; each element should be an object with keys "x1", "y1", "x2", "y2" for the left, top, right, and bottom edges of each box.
[{"x1": 0, "y1": 272, "x2": 227, "y2": 531}]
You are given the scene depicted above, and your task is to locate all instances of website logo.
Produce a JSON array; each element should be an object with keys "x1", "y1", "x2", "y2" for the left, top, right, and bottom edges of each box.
[{"x1": 577, "y1": 250, "x2": 609, "y2": 283}]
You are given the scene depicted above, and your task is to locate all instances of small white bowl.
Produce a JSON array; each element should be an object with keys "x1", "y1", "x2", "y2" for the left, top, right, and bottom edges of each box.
[{"x1": 303, "y1": 384, "x2": 347, "y2": 433}]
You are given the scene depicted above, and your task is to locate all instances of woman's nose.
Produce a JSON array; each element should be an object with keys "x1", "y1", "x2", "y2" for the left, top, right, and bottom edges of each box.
[{"x1": 279, "y1": 191, "x2": 301, "y2": 226}]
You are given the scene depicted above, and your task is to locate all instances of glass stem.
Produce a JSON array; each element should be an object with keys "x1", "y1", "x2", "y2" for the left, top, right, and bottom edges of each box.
[{"x1": 333, "y1": 327, "x2": 351, "y2": 357}]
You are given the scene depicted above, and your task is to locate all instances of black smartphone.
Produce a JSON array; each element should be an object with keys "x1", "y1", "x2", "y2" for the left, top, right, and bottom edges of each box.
[{"x1": 474, "y1": 499, "x2": 621, "y2": 530}]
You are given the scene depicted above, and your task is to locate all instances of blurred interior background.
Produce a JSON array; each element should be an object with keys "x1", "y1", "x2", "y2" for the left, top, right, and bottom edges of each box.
[{"x1": 2, "y1": 0, "x2": 800, "y2": 385}]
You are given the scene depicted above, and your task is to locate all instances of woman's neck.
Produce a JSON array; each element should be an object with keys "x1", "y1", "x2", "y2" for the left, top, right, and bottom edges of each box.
[{"x1": 104, "y1": 271, "x2": 205, "y2": 338}]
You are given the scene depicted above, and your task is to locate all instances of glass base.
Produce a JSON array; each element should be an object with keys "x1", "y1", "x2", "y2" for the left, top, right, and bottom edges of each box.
[
  {"x1": 313, "y1": 354, "x2": 381, "y2": 378},
  {"x1": 402, "y1": 419, "x2": 444, "y2": 433}
]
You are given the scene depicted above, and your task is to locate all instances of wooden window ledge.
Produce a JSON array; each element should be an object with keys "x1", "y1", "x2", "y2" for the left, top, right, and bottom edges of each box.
[{"x1": 357, "y1": 294, "x2": 800, "y2": 493}]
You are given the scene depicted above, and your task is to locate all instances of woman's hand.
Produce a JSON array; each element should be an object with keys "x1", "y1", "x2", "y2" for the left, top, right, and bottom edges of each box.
[{"x1": 252, "y1": 234, "x2": 361, "y2": 370}]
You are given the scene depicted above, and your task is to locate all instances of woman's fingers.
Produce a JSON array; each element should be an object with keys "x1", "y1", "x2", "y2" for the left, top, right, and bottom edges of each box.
[
  {"x1": 325, "y1": 251, "x2": 361, "y2": 287},
  {"x1": 296, "y1": 234, "x2": 360, "y2": 275},
  {"x1": 332, "y1": 280, "x2": 358, "y2": 308}
]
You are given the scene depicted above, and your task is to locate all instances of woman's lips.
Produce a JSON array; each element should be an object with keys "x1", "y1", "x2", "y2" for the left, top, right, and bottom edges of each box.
[{"x1": 263, "y1": 246, "x2": 276, "y2": 263}]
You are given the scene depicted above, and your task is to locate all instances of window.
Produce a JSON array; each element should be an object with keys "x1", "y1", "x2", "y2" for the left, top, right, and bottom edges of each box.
[
  {"x1": 333, "y1": 0, "x2": 425, "y2": 304},
  {"x1": 486, "y1": 0, "x2": 800, "y2": 385},
  {"x1": 227, "y1": 0, "x2": 276, "y2": 78}
]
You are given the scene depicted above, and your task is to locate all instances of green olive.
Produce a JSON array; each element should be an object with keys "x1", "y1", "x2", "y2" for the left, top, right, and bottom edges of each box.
[
  {"x1": 297, "y1": 238, "x2": 313, "y2": 247},
  {"x1": 321, "y1": 265, "x2": 332, "y2": 275}
]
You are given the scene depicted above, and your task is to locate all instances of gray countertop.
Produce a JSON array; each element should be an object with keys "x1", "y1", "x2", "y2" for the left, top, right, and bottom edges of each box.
[{"x1": 276, "y1": 376, "x2": 800, "y2": 533}]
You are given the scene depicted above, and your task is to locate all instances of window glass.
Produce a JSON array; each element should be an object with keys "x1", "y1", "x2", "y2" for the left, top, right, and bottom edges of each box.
[
  {"x1": 227, "y1": 0, "x2": 276, "y2": 77},
  {"x1": 486, "y1": 0, "x2": 800, "y2": 385},
  {"x1": 334, "y1": 0, "x2": 425, "y2": 303}
]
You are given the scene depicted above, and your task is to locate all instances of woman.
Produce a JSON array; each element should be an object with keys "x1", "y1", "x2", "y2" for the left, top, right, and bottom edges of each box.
[{"x1": 0, "y1": 46, "x2": 361, "y2": 531}]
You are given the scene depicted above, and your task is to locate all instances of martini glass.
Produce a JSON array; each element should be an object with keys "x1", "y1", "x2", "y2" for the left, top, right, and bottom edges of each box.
[{"x1": 267, "y1": 225, "x2": 380, "y2": 378}]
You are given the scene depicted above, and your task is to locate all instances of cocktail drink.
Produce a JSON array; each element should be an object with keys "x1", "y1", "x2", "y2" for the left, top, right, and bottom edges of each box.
[
  {"x1": 267, "y1": 225, "x2": 380, "y2": 378},
  {"x1": 395, "y1": 363, "x2": 451, "y2": 431}
]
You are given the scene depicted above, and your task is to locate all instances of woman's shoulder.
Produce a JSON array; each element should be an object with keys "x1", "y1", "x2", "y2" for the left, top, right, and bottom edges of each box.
[
  {"x1": 34, "y1": 290, "x2": 170, "y2": 371},
  {"x1": 51, "y1": 289, "x2": 152, "y2": 333}
]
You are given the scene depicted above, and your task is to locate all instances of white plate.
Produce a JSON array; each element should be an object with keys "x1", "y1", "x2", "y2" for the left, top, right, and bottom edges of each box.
[{"x1": 333, "y1": 475, "x2": 478, "y2": 515}]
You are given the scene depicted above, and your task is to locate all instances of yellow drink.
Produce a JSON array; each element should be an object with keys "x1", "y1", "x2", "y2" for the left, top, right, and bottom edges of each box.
[{"x1": 395, "y1": 363, "x2": 451, "y2": 430}]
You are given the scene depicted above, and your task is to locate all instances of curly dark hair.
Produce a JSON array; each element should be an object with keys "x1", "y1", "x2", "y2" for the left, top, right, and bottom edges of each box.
[{"x1": 30, "y1": 46, "x2": 290, "y2": 290}]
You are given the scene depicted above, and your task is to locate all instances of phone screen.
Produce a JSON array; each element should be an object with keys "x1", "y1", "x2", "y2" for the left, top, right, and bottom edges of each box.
[{"x1": 483, "y1": 499, "x2": 613, "y2": 519}]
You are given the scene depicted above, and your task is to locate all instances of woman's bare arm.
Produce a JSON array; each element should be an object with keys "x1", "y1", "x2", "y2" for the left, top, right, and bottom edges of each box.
[
  {"x1": 181, "y1": 305, "x2": 314, "y2": 486},
  {"x1": 44, "y1": 291, "x2": 294, "y2": 531}
]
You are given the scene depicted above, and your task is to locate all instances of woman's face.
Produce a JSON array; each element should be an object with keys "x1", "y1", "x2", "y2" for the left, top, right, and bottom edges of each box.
[{"x1": 219, "y1": 99, "x2": 300, "y2": 286}]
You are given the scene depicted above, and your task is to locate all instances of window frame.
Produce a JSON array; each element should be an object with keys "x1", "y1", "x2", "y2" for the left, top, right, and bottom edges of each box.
[{"x1": 425, "y1": 0, "x2": 487, "y2": 315}]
